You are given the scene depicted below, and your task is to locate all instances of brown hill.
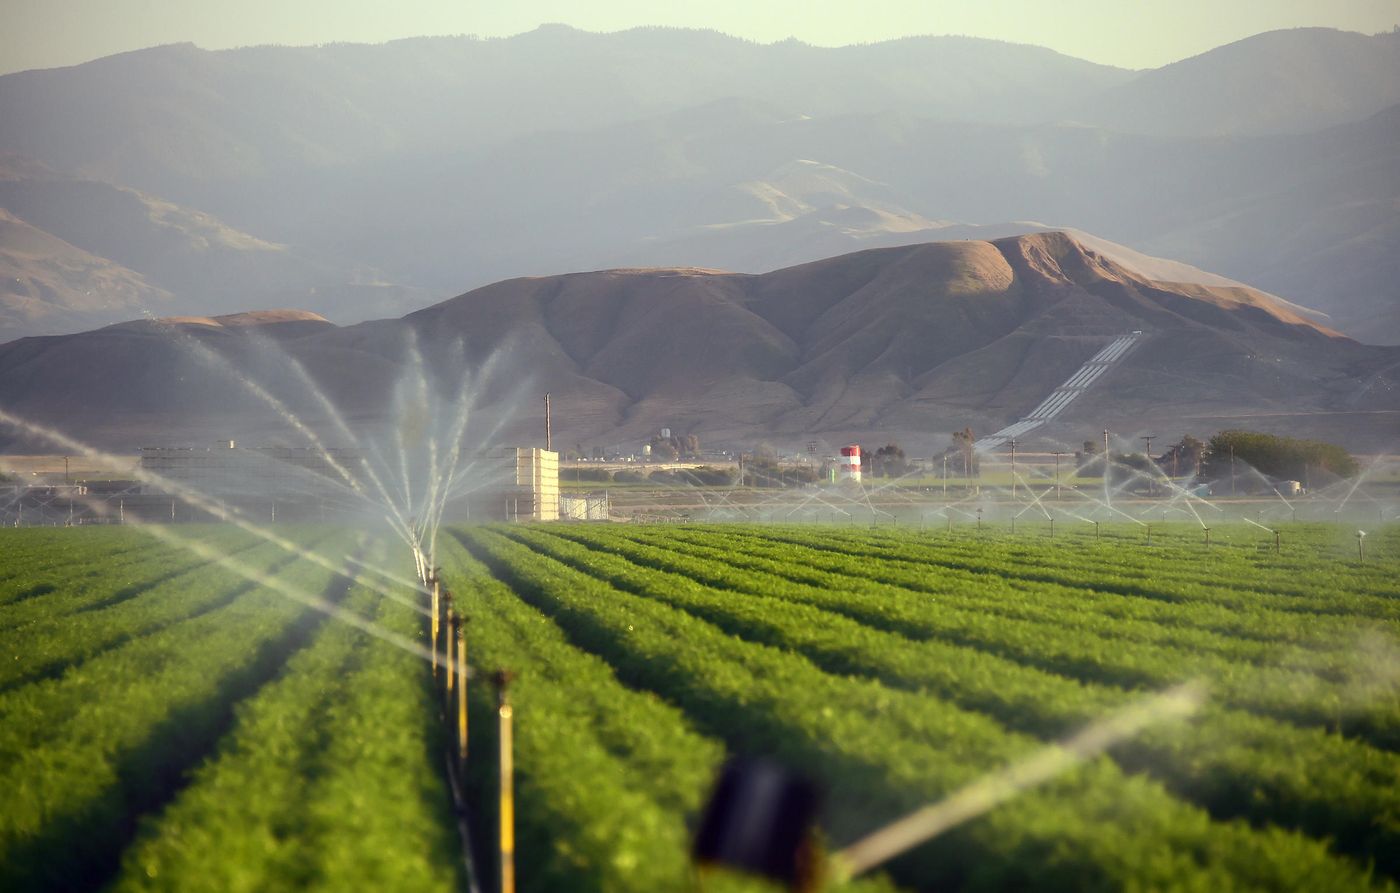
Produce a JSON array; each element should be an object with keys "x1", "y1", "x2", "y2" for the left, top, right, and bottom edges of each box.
[
  {"x1": 0, "y1": 209, "x2": 173, "y2": 334},
  {"x1": 0, "y1": 233, "x2": 1395, "y2": 452}
]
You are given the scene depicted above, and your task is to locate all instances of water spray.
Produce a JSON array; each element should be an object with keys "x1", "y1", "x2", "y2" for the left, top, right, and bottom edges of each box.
[
  {"x1": 827, "y1": 682, "x2": 1205, "y2": 882},
  {"x1": 0, "y1": 408, "x2": 431, "y2": 616}
]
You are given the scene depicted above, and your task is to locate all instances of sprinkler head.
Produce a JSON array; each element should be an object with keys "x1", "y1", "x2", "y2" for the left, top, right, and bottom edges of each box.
[
  {"x1": 693, "y1": 757, "x2": 822, "y2": 889},
  {"x1": 491, "y1": 668, "x2": 516, "y2": 691}
]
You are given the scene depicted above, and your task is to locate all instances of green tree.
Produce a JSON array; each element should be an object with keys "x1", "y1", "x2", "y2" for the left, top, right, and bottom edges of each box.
[
  {"x1": 1203, "y1": 430, "x2": 1358, "y2": 484},
  {"x1": 871, "y1": 443, "x2": 908, "y2": 478},
  {"x1": 950, "y1": 429, "x2": 977, "y2": 477}
]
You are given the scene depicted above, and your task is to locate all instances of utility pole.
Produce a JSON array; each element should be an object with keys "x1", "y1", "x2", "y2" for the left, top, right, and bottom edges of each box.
[
  {"x1": 942, "y1": 454, "x2": 948, "y2": 497},
  {"x1": 544, "y1": 393, "x2": 552, "y2": 453},
  {"x1": 64, "y1": 456, "x2": 70, "y2": 484},
  {"x1": 1008, "y1": 439, "x2": 1018, "y2": 499},
  {"x1": 1103, "y1": 428, "x2": 1111, "y2": 506},
  {"x1": 1230, "y1": 442, "x2": 1236, "y2": 497},
  {"x1": 1141, "y1": 435, "x2": 1155, "y2": 496},
  {"x1": 1051, "y1": 451, "x2": 1064, "y2": 501}
]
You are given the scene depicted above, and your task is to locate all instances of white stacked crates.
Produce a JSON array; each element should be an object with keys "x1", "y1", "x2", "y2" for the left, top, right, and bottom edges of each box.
[{"x1": 496, "y1": 447, "x2": 559, "y2": 521}]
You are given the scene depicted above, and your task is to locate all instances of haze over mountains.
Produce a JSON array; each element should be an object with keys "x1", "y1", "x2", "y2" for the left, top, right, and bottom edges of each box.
[
  {"x1": 2, "y1": 233, "x2": 1395, "y2": 454},
  {"x1": 0, "y1": 25, "x2": 1397, "y2": 343}
]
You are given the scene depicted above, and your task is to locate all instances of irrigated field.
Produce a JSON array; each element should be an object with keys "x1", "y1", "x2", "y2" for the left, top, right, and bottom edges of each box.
[{"x1": 1, "y1": 522, "x2": 1397, "y2": 891}]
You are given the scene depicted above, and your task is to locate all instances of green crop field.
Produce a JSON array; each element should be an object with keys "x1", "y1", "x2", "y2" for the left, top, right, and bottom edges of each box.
[
  {"x1": 1, "y1": 522, "x2": 1397, "y2": 891},
  {"x1": 0, "y1": 526, "x2": 463, "y2": 893}
]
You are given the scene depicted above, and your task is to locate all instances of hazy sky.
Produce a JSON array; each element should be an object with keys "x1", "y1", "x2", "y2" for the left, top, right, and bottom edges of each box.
[{"x1": 3, "y1": 0, "x2": 1398, "y2": 75}]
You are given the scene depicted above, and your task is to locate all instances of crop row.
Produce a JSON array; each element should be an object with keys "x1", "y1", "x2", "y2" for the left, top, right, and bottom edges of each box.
[
  {"x1": 0, "y1": 535, "x2": 331, "y2": 693},
  {"x1": 110, "y1": 540, "x2": 463, "y2": 892},
  {"x1": 0, "y1": 528, "x2": 163, "y2": 588},
  {"x1": 644, "y1": 526, "x2": 1373, "y2": 661},
  {"x1": 823, "y1": 526, "x2": 1394, "y2": 601},
  {"x1": 565, "y1": 524, "x2": 1399, "y2": 750},
  {"x1": 0, "y1": 537, "x2": 352, "y2": 890},
  {"x1": 436, "y1": 534, "x2": 845, "y2": 893},
  {"x1": 722, "y1": 519, "x2": 1387, "y2": 605},
  {"x1": 456, "y1": 525, "x2": 1385, "y2": 892},
  {"x1": 740, "y1": 525, "x2": 1399, "y2": 617},
  {"x1": 516, "y1": 524, "x2": 1400, "y2": 876},
  {"x1": 0, "y1": 528, "x2": 256, "y2": 611}
]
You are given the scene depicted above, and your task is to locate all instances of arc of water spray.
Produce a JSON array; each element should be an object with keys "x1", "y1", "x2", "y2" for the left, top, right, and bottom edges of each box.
[
  {"x1": 418, "y1": 339, "x2": 500, "y2": 566},
  {"x1": 52, "y1": 484, "x2": 440, "y2": 667},
  {"x1": 244, "y1": 331, "x2": 419, "y2": 545},
  {"x1": 1242, "y1": 517, "x2": 1275, "y2": 534},
  {"x1": 162, "y1": 324, "x2": 369, "y2": 502},
  {"x1": 0, "y1": 408, "x2": 431, "y2": 616},
  {"x1": 423, "y1": 368, "x2": 535, "y2": 567},
  {"x1": 168, "y1": 324, "x2": 427, "y2": 553},
  {"x1": 1009, "y1": 469, "x2": 1055, "y2": 521},
  {"x1": 1331, "y1": 446, "x2": 1398, "y2": 515},
  {"x1": 831, "y1": 681, "x2": 1206, "y2": 880},
  {"x1": 130, "y1": 518, "x2": 438, "y2": 665}
]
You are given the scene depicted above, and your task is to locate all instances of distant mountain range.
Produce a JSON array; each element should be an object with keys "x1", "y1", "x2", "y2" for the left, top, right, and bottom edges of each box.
[
  {"x1": 2, "y1": 233, "x2": 1395, "y2": 454},
  {"x1": 0, "y1": 25, "x2": 1396, "y2": 345}
]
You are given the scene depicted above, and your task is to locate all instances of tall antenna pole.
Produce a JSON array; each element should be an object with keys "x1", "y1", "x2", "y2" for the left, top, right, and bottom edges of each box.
[
  {"x1": 1230, "y1": 442, "x2": 1236, "y2": 496},
  {"x1": 1102, "y1": 429, "x2": 1111, "y2": 508},
  {"x1": 544, "y1": 393, "x2": 552, "y2": 453},
  {"x1": 1141, "y1": 435, "x2": 1155, "y2": 496},
  {"x1": 1008, "y1": 439, "x2": 1018, "y2": 499}
]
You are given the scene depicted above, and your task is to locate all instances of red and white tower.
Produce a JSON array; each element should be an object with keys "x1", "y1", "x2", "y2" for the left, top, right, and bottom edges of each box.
[{"x1": 838, "y1": 445, "x2": 862, "y2": 482}]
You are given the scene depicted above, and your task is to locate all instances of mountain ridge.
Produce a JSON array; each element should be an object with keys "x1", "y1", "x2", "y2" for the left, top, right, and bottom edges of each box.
[
  {"x1": 0, "y1": 26, "x2": 1395, "y2": 345},
  {"x1": 1, "y1": 233, "x2": 1392, "y2": 454}
]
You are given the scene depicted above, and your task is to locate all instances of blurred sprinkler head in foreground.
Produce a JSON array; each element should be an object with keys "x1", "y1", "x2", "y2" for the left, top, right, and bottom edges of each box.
[{"x1": 693, "y1": 757, "x2": 824, "y2": 892}]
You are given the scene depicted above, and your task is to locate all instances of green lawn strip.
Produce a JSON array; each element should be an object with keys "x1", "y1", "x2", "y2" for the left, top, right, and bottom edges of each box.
[
  {"x1": 636, "y1": 526, "x2": 1373, "y2": 665},
  {"x1": 0, "y1": 527, "x2": 261, "y2": 623},
  {"x1": 463, "y1": 527, "x2": 1385, "y2": 893},
  {"x1": 0, "y1": 535, "x2": 336, "y2": 692},
  {"x1": 741, "y1": 525, "x2": 1400, "y2": 618},
  {"x1": 663, "y1": 529, "x2": 1388, "y2": 646},
  {"x1": 605, "y1": 527, "x2": 1399, "y2": 748},
  {"x1": 521, "y1": 526, "x2": 1400, "y2": 878},
  {"x1": 0, "y1": 553, "x2": 349, "y2": 890}
]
